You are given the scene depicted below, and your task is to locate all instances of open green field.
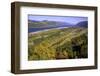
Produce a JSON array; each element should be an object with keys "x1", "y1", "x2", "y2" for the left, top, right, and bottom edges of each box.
[{"x1": 28, "y1": 27, "x2": 88, "y2": 60}]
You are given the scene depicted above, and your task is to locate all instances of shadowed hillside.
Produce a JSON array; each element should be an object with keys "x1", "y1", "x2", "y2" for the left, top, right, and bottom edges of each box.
[{"x1": 75, "y1": 21, "x2": 88, "y2": 28}]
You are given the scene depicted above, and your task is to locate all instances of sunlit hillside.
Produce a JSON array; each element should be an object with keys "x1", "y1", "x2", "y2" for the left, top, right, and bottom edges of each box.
[{"x1": 28, "y1": 27, "x2": 88, "y2": 60}]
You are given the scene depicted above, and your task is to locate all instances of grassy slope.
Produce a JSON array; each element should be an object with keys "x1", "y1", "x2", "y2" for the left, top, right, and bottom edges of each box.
[{"x1": 28, "y1": 27, "x2": 88, "y2": 60}]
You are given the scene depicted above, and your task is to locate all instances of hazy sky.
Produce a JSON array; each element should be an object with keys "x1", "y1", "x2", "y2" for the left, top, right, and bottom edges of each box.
[{"x1": 28, "y1": 15, "x2": 88, "y2": 25}]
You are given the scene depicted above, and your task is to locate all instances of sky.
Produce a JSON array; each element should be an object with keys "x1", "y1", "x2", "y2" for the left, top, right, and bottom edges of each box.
[{"x1": 28, "y1": 15, "x2": 88, "y2": 25}]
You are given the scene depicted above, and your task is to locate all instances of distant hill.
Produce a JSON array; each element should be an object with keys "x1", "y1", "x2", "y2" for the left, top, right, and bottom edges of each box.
[
  {"x1": 28, "y1": 20, "x2": 72, "y2": 28},
  {"x1": 75, "y1": 21, "x2": 88, "y2": 28},
  {"x1": 28, "y1": 20, "x2": 39, "y2": 23}
]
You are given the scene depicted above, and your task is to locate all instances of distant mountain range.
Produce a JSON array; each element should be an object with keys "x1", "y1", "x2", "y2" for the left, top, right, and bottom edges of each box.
[
  {"x1": 28, "y1": 20, "x2": 73, "y2": 28},
  {"x1": 28, "y1": 20, "x2": 88, "y2": 29}
]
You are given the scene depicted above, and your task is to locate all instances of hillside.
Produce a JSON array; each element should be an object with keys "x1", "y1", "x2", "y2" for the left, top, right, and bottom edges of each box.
[{"x1": 28, "y1": 27, "x2": 88, "y2": 60}]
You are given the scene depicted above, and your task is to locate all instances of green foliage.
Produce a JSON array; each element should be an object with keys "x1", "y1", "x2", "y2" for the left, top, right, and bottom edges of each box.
[{"x1": 28, "y1": 27, "x2": 88, "y2": 60}]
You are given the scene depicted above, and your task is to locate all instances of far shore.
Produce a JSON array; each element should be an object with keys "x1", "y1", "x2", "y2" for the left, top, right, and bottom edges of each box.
[{"x1": 28, "y1": 27, "x2": 68, "y2": 35}]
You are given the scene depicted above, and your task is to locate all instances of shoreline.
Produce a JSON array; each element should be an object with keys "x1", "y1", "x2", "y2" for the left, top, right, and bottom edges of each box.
[{"x1": 28, "y1": 27, "x2": 68, "y2": 35}]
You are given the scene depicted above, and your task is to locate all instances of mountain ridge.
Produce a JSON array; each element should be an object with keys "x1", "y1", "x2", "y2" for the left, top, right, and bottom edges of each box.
[
  {"x1": 29, "y1": 20, "x2": 88, "y2": 28},
  {"x1": 28, "y1": 20, "x2": 73, "y2": 28}
]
